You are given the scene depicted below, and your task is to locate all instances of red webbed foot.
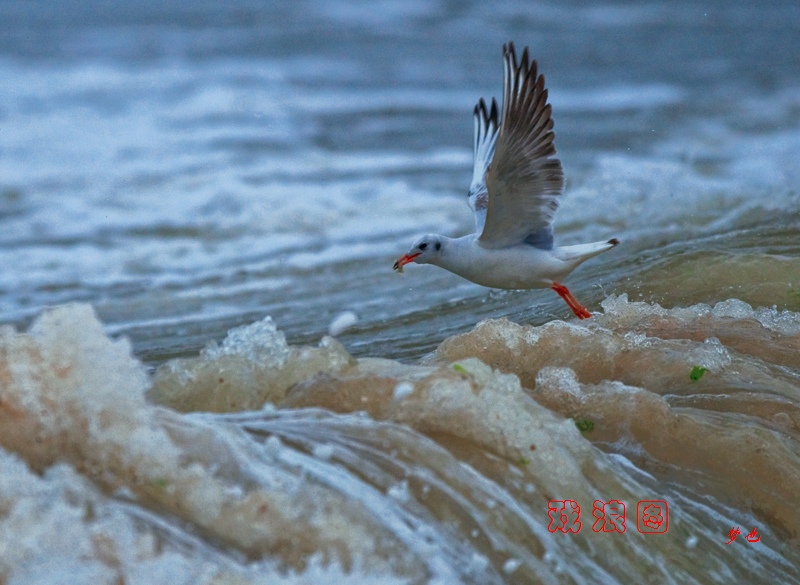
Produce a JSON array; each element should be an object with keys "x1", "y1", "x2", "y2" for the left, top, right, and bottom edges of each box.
[{"x1": 550, "y1": 282, "x2": 592, "y2": 319}]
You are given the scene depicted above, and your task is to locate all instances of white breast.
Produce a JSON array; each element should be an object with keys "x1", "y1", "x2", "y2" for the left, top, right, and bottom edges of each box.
[{"x1": 435, "y1": 236, "x2": 571, "y2": 290}]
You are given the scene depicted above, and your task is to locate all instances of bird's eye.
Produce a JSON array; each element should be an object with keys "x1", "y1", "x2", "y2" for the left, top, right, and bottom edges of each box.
[
  {"x1": 435, "y1": 242, "x2": 441, "y2": 251},
  {"x1": 419, "y1": 243, "x2": 428, "y2": 250}
]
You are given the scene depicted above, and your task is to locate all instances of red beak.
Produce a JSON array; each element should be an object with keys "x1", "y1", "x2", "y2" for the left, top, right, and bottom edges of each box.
[{"x1": 393, "y1": 252, "x2": 421, "y2": 272}]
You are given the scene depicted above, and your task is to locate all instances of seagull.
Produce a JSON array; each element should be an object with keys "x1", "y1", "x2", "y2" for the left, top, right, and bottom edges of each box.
[{"x1": 393, "y1": 42, "x2": 619, "y2": 319}]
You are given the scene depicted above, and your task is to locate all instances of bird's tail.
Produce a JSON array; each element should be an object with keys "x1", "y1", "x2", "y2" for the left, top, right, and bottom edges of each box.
[{"x1": 556, "y1": 238, "x2": 620, "y2": 266}]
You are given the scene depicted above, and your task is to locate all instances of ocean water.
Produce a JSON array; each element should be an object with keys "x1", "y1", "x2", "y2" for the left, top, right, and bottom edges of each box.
[{"x1": 1, "y1": 0, "x2": 800, "y2": 583}]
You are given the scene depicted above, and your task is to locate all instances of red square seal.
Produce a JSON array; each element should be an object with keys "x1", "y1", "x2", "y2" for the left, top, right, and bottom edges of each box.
[{"x1": 637, "y1": 500, "x2": 669, "y2": 533}]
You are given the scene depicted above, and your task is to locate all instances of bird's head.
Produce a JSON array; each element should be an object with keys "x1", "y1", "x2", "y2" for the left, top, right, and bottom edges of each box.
[{"x1": 393, "y1": 235, "x2": 444, "y2": 272}]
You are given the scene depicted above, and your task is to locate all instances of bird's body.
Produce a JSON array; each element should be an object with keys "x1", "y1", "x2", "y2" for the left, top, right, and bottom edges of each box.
[
  {"x1": 394, "y1": 42, "x2": 619, "y2": 319},
  {"x1": 415, "y1": 235, "x2": 616, "y2": 290}
]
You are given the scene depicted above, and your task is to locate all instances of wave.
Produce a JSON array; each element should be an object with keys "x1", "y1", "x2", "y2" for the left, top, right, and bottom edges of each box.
[{"x1": 2, "y1": 299, "x2": 798, "y2": 583}]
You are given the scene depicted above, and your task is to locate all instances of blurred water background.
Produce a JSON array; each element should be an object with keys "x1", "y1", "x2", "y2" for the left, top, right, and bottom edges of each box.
[{"x1": 1, "y1": 1, "x2": 799, "y2": 583}]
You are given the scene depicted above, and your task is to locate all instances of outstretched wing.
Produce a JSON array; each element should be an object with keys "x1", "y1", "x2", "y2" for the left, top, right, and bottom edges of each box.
[
  {"x1": 468, "y1": 97, "x2": 499, "y2": 233},
  {"x1": 479, "y1": 42, "x2": 564, "y2": 250}
]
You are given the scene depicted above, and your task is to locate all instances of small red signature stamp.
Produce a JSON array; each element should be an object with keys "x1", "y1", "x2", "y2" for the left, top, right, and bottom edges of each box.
[{"x1": 726, "y1": 527, "x2": 760, "y2": 544}]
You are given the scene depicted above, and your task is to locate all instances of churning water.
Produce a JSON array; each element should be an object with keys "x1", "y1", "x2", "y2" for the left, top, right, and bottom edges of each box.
[{"x1": 1, "y1": 1, "x2": 799, "y2": 583}]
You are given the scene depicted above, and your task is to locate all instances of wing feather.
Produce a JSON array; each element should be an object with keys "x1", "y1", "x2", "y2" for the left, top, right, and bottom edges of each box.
[
  {"x1": 479, "y1": 42, "x2": 564, "y2": 249},
  {"x1": 468, "y1": 97, "x2": 499, "y2": 232}
]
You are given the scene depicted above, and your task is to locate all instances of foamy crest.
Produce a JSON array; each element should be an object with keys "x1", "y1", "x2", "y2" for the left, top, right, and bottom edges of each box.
[
  {"x1": 433, "y1": 298, "x2": 800, "y2": 541},
  {"x1": 3, "y1": 302, "x2": 798, "y2": 581},
  {"x1": 598, "y1": 294, "x2": 800, "y2": 371},
  {"x1": 0, "y1": 304, "x2": 438, "y2": 583},
  {"x1": 284, "y1": 357, "x2": 594, "y2": 491},
  {"x1": 150, "y1": 316, "x2": 355, "y2": 412},
  {"x1": 601, "y1": 293, "x2": 800, "y2": 336},
  {"x1": 281, "y1": 347, "x2": 794, "y2": 580},
  {"x1": 203, "y1": 316, "x2": 290, "y2": 365},
  {"x1": 0, "y1": 453, "x2": 247, "y2": 585}
]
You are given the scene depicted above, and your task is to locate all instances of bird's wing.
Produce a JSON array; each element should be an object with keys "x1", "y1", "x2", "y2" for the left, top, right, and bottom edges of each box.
[
  {"x1": 479, "y1": 42, "x2": 564, "y2": 250},
  {"x1": 468, "y1": 97, "x2": 499, "y2": 233}
]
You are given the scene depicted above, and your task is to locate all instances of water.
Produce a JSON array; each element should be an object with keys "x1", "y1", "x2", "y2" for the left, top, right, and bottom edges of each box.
[{"x1": 1, "y1": 0, "x2": 799, "y2": 583}]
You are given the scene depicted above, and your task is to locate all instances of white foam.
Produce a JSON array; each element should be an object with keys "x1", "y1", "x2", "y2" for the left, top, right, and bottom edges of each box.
[
  {"x1": 203, "y1": 315, "x2": 290, "y2": 366},
  {"x1": 386, "y1": 480, "x2": 410, "y2": 503},
  {"x1": 602, "y1": 293, "x2": 800, "y2": 336},
  {"x1": 312, "y1": 444, "x2": 335, "y2": 461},
  {"x1": 328, "y1": 311, "x2": 359, "y2": 337},
  {"x1": 392, "y1": 382, "x2": 415, "y2": 401},
  {"x1": 555, "y1": 83, "x2": 686, "y2": 112},
  {"x1": 502, "y1": 558, "x2": 522, "y2": 574}
]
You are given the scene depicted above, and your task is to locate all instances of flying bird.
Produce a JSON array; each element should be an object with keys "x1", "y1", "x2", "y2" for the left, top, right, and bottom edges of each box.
[{"x1": 393, "y1": 42, "x2": 618, "y2": 319}]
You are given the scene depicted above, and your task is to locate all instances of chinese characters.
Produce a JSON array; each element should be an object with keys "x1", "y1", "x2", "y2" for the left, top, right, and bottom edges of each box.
[
  {"x1": 547, "y1": 500, "x2": 668, "y2": 534},
  {"x1": 726, "y1": 527, "x2": 760, "y2": 544},
  {"x1": 546, "y1": 499, "x2": 761, "y2": 544}
]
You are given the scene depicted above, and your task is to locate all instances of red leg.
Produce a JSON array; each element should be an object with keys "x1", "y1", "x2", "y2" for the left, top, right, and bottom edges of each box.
[{"x1": 550, "y1": 282, "x2": 592, "y2": 319}]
